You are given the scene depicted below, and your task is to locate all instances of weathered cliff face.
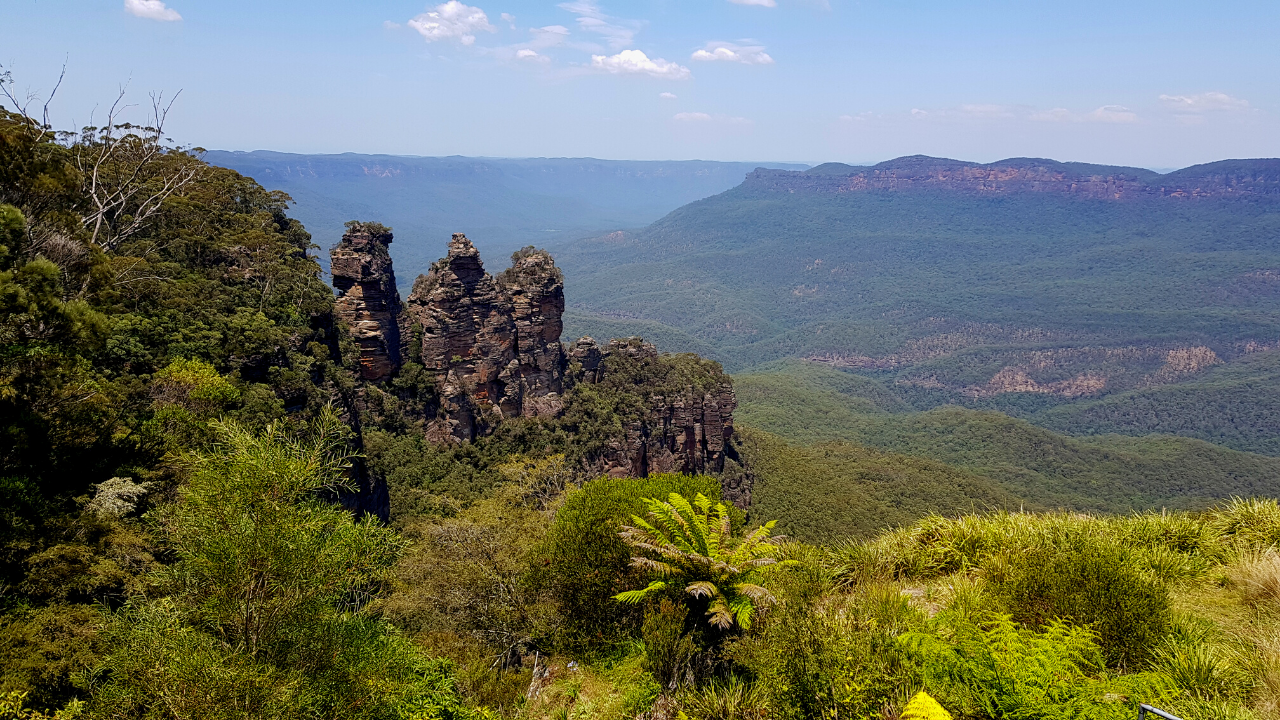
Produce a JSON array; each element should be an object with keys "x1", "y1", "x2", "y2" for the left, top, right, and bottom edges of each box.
[
  {"x1": 567, "y1": 337, "x2": 744, "y2": 504},
  {"x1": 329, "y1": 230, "x2": 749, "y2": 508},
  {"x1": 404, "y1": 234, "x2": 566, "y2": 442},
  {"x1": 747, "y1": 156, "x2": 1280, "y2": 199},
  {"x1": 330, "y1": 224, "x2": 403, "y2": 382}
]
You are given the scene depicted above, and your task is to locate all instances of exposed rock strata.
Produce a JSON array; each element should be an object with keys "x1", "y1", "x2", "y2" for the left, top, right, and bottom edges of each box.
[
  {"x1": 330, "y1": 231, "x2": 750, "y2": 508},
  {"x1": 568, "y1": 338, "x2": 742, "y2": 501},
  {"x1": 330, "y1": 224, "x2": 403, "y2": 382},
  {"x1": 404, "y1": 234, "x2": 566, "y2": 442}
]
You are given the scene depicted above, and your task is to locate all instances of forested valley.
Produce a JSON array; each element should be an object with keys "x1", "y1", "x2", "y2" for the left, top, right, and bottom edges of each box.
[{"x1": 4, "y1": 87, "x2": 1280, "y2": 720}]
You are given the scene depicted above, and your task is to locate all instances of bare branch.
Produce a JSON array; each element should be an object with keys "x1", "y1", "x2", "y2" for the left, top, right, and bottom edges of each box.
[{"x1": 42, "y1": 60, "x2": 66, "y2": 129}]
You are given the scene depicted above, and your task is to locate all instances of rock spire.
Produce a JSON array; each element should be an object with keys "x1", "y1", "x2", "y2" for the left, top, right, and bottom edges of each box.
[
  {"x1": 404, "y1": 234, "x2": 567, "y2": 442},
  {"x1": 330, "y1": 223, "x2": 403, "y2": 382}
]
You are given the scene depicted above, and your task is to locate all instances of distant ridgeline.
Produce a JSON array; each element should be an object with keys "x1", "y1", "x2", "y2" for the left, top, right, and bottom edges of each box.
[
  {"x1": 330, "y1": 224, "x2": 750, "y2": 512},
  {"x1": 752, "y1": 156, "x2": 1280, "y2": 198},
  {"x1": 203, "y1": 150, "x2": 807, "y2": 288},
  {"x1": 556, "y1": 155, "x2": 1280, "y2": 456}
]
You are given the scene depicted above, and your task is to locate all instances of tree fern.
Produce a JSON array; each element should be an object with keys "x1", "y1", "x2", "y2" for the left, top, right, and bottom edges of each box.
[{"x1": 613, "y1": 493, "x2": 791, "y2": 631}]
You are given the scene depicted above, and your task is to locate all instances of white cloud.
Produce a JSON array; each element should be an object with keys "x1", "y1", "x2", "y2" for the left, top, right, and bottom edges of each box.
[
  {"x1": 910, "y1": 108, "x2": 928, "y2": 118},
  {"x1": 956, "y1": 103, "x2": 1015, "y2": 118},
  {"x1": 515, "y1": 48, "x2": 549, "y2": 63},
  {"x1": 691, "y1": 41, "x2": 774, "y2": 65},
  {"x1": 1159, "y1": 92, "x2": 1249, "y2": 112},
  {"x1": 591, "y1": 50, "x2": 691, "y2": 79},
  {"x1": 659, "y1": 92, "x2": 678, "y2": 99},
  {"x1": 500, "y1": 12, "x2": 516, "y2": 27},
  {"x1": 1086, "y1": 105, "x2": 1138, "y2": 123},
  {"x1": 728, "y1": 0, "x2": 777, "y2": 6},
  {"x1": 384, "y1": 20, "x2": 402, "y2": 29},
  {"x1": 528, "y1": 24, "x2": 571, "y2": 49},
  {"x1": 558, "y1": 0, "x2": 638, "y2": 49},
  {"x1": 674, "y1": 112, "x2": 752, "y2": 125},
  {"x1": 1027, "y1": 105, "x2": 1138, "y2": 124},
  {"x1": 124, "y1": 0, "x2": 181, "y2": 21},
  {"x1": 1028, "y1": 107, "x2": 1074, "y2": 122},
  {"x1": 409, "y1": 1, "x2": 496, "y2": 45}
]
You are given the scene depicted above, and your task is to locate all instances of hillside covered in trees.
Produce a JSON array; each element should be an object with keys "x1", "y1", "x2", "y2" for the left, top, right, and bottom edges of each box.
[
  {"x1": 5, "y1": 87, "x2": 1280, "y2": 720},
  {"x1": 555, "y1": 158, "x2": 1280, "y2": 457}
]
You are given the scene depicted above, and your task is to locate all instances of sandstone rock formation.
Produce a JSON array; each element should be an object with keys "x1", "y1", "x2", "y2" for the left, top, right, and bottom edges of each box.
[
  {"x1": 404, "y1": 234, "x2": 566, "y2": 441},
  {"x1": 329, "y1": 229, "x2": 750, "y2": 508},
  {"x1": 330, "y1": 223, "x2": 403, "y2": 382},
  {"x1": 568, "y1": 337, "x2": 739, "y2": 485}
]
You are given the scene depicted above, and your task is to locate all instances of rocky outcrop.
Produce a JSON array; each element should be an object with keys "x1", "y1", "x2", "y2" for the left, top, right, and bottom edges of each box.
[
  {"x1": 747, "y1": 156, "x2": 1280, "y2": 199},
  {"x1": 331, "y1": 223, "x2": 403, "y2": 382},
  {"x1": 329, "y1": 230, "x2": 750, "y2": 508},
  {"x1": 568, "y1": 338, "x2": 740, "y2": 491},
  {"x1": 404, "y1": 234, "x2": 566, "y2": 441}
]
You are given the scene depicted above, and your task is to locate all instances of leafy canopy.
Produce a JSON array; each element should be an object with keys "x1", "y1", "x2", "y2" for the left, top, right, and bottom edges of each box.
[{"x1": 614, "y1": 492, "x2": 789, "y2": 631}]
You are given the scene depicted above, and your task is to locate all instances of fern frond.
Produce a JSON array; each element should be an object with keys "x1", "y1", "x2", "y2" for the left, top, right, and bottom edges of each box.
[
  {"x1": 613, "y1": 580, "x2": 669, "y2": 604},
  {"x1": 685, "y1": 580, "x2": 719, "y2": 599}
]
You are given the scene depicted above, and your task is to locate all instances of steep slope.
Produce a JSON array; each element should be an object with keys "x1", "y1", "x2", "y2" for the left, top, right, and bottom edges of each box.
[
  {"x1": 552, "y1": 154, "x2": 1280, "y2": 450},
  {"x1": 735, "y1": 361, "x2": 1280, "y2": 513}
]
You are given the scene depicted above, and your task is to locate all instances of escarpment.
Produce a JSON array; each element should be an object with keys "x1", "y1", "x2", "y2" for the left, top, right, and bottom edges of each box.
[
  {"x1": 747, "y1": 156, "x2": 1280, "y2": 199},
  {"x1": 331, "y1": 229, "x2": 748, "y2": 505},
  {"x1": 568, "y1": 337, "x2": 745, "y2": 504}
]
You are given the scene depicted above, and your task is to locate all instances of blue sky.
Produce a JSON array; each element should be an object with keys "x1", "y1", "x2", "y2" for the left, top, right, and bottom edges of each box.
[{"x1": 4, "y1": 0, "x2": 1278, "y2": 168}]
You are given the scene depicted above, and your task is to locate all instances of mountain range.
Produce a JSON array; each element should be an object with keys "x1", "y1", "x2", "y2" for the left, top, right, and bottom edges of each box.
[{"x1": 203, "y1": 150, "x2": 806, "y2": 289}]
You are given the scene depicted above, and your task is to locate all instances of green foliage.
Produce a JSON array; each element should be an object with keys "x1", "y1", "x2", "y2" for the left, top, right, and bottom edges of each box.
[
  {"x1": 641, "y1": 600, "x2": 698, "y2": 692},
  {"x1": 535, "y1": 474, "x2": 726, "y2": 654},
  {"x1": 900, "y1": 613, "x2": 1175, "y2": 720},
  {"x1": 739, "y1": 427, "x2": 1019, "y2": 544},
  {"x1": 828, "y1": 506, "x2": 1255, "y2": 586},
  {"x1": 344, "y1": 220, "x2": 392, "y2": 237},
  {"x1": 731, "y1": 568, "x2": 919, "y2": 720},
  {"x1": 614, "y1": 492, "x2": 787, "y2": 632},
  {"x1": 736, "y1": 362, "x2": 1280, "y2": 515},
  {"x1": 378, "y1": 458, "x2": 569, "y2": 709},
  {"x1": 86, "y1": 413, "x2": 476, "y2": 719},
  {"x1": 0, "y1": 606, "x2": 101, "y2": 715},
  {"x1": 151, "y1": 357, "x2": 240, "y2": 412},
  {"x1": 992, "y1": 538, "x2": 1171, "y2": 668}
]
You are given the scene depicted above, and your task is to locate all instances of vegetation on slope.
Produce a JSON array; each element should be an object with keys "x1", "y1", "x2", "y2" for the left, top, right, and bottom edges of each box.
[
  {"x1": 555, "y1": 171, "x2": 1280, "y2": 453},
  {"x1": 1032, "y1": 349, "x2": 1280, "y2": 455},
  {"x1": 736, "y1": 360, "x2": 1280, "y2": 513}
]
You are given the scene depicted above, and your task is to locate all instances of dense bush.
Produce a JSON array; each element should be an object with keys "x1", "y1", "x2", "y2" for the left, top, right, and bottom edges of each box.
[
  {"x1": 534, "y1": 473, "x2": 726, "y2": 654},
  {"x1": 901, "y1": 613, "x2": 1174, "y2": 720},
  {"x1": 991, "y1": 538, "x2": 1171, "y2": 668},
  {"x1": 85, "y1": 414, "x2": 480, "y2": 719}
]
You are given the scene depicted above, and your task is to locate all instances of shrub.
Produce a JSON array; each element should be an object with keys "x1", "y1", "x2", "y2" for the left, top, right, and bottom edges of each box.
[
  {"x1": 900, "y1": 614, "x2": 1174, "y2": 720},
  {"x1": 534, "y1": 473, "x2": 727, "y2": 654},
  {"x1": 642, "y1": 600, "x2": 698, "y2": 692},
  {"x1": 731, "y1": 567, "x2": 917, "y2": 720},
  {"x1": 991, "y1": 537, "x2": 1170, "y2": 668},
  {"x1": 676, "y1": 675, "x2": 769, "y2": 720}
]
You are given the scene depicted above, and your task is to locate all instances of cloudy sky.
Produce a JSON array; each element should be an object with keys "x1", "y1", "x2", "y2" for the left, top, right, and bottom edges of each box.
[{"x1": 4, "y1": 0, "x2": 1278, "y2": 168}]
